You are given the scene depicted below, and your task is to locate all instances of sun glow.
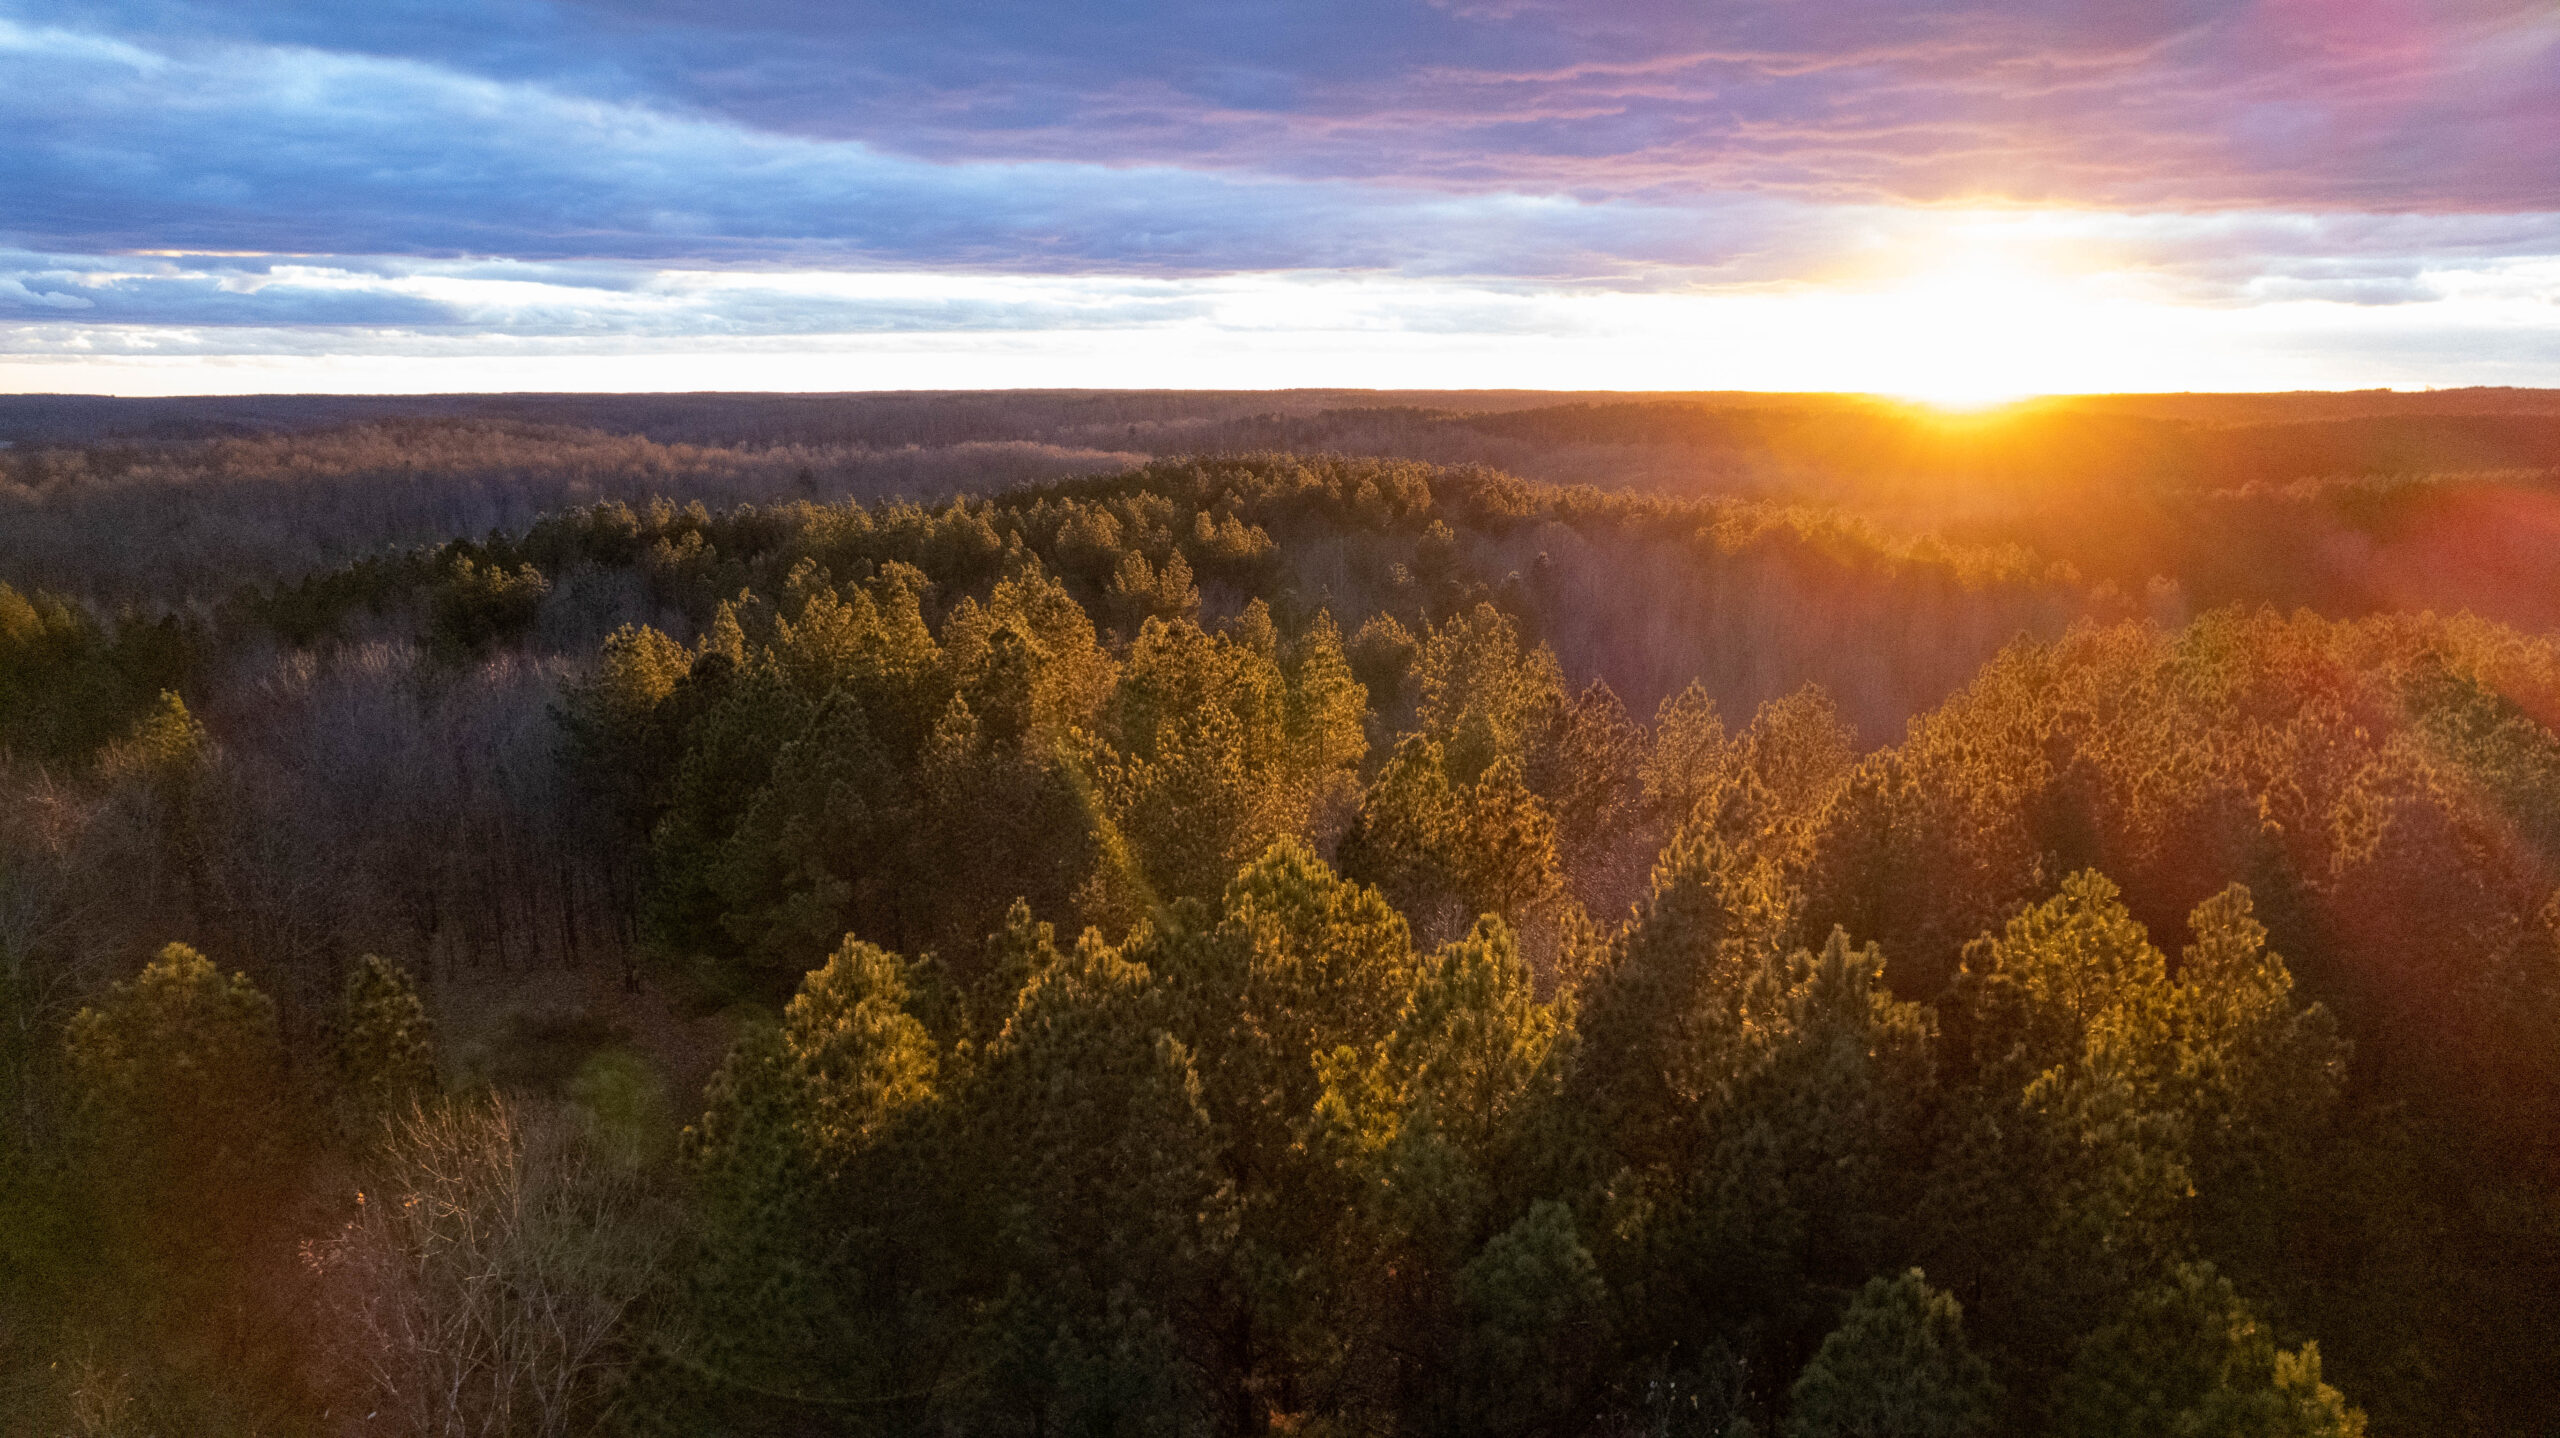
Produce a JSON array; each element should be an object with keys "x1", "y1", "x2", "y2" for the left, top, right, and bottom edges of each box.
[
  {"x1": 1839, "y1": 248, "x2": 2161, "y2": 409},
  {"x1": 4, "y1": 218, "x2": 2546, "y2": 397}
]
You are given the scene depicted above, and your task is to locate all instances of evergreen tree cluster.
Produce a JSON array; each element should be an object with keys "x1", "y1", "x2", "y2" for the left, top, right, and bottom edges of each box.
[{"x1": 2, "y1": 451, "x2": 2555, "y2": 1434}]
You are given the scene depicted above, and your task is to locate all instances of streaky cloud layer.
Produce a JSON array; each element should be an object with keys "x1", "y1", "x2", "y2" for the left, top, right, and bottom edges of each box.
[
  {"x1": 30, "y1": 0, "x2": 2560, "y2": 208},
  {"x1": 2, "y1": 0, "x2": 2557, "y2": 391}
]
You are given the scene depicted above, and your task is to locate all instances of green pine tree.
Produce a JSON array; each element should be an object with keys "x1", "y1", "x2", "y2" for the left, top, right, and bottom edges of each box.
[
  {"x1": 339, "y1": 953, "x2": 437, "y2": 1121},
  {"x1": 1784, "y1": 1270, "x2": 1998, "y2": 1438},
  {"x1": 2052, "y1": 1262, "x2": 2364, "y2": 1438}
]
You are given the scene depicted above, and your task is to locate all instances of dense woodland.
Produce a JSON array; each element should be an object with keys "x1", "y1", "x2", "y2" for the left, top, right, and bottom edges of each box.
[{"x1": 3, "y1": 392, "x2": 2558, "y2": 1437}]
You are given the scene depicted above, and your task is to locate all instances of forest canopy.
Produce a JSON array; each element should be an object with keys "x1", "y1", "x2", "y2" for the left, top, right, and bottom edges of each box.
[{"x1": 2, "y1": 396, "x2": 2556, "y2": 1437}]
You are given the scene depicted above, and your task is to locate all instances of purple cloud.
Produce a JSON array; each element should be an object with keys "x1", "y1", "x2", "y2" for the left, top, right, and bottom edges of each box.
[
  {"x1": 0, "y1": 0, "x2": 2554, "y2": 390},
  {"x1": 33, "y1": 0, "x2": 2551, "y2": 211}
]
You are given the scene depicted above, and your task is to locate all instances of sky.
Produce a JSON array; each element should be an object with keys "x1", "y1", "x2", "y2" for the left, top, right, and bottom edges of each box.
[{"x1": 3, "y1": 0, "x2": 2557, "y2": 398}]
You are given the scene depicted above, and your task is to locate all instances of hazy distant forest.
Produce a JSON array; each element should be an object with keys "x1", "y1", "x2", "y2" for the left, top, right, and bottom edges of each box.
[{"x1": 5, "y1": 388, "x2": 2559, "y2": 1438}]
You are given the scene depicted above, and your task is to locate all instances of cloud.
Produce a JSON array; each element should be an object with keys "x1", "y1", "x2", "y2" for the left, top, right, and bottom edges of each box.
[
  {"x1": 8, "y1": 196, "x2": 2556, "y2": 345},
  {"x1": 1, "y1": 0, "x2": 2557, "y2": 391},
  {"x1": 25, "y1": 0, "x2": 2559, "y2": 211},
  {"x1": 0, "y1": 17, "x2": 1882, "y2": 279},
  {"x1": 7, "y1": 12, "x2": 2556, "y2": 294},
  {"x1": 0, "y1": 276, "x2": 93, "y2": 310},
  {"x1": 8, "y1": 262, "x2": 2557, "y2": 401}
]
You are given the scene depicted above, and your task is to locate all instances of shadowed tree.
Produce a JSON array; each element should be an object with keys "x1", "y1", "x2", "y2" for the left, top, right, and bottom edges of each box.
[
  {"x1": 670, "y1": 934, "x2": 945, "y2": 1423},
  {"x1": 2052, "y1": 1262, "x2": 2364, "y2": 1438},
  {"x1": 60, "y1": 943, "x2": 302, "y2": 1420},
  {"x1": 965, "y1": 929, "x2": 1223, "y2": 1435},
  {"x1": 1784, "y1": 1269, "x2": 1998, "y2": 1438},
  {"x1": 339, "y1": 952, "x2": 438, "y2": 1123},
  {"x1": 1311, "y1": 915, "x2": 1565, "y2": 1429},
  {"x1": 1454, "y1": 1199, "x2": 1611, "y2": 1437}
]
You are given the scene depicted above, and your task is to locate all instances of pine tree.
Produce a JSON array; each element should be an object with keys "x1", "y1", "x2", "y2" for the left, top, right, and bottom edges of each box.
[
  {"x1": 2162, "y1": 885, "x2": 2347, "y2": 1303},
  {"x1": 1338, "y1": 733, "x2": 1462, "y2": 926},
  {"x1": 1452, "y1": 751, "x2": 1564, "y2": 921},
  {"x1": 1921, "y1": 874, "x2": 2194, "y2": 1376},
  {"x1": 1347, "y1": 612, "x2": 1419, "y2": 717},
  {"x1": 672, "y1": 933, "x2": 947, "y2": 1419},
  {"x1": 711, "y1": 691, "x2": 899, "y2": 981},
  {"x1": 1282, "y1": 610, "x2": 1371, "y2": 785},
  {"x1": 65, "y1": 943, "x2": 288, "y2": 1219},
  {"x1": 1411, "y1": 602, "x2": 1565, "y2": 783},
  {"x1": 62, "y1": 943, "x2": 295, "y2": 1350},
  {"x1": 1643, "y1": 681, "x2": 1732, "y2": 826},
  {"x1": 2052, "y1": 1263, "x2": 2364, "y2": 1438},
  {"x1": 1089, "y1": 614, "x2": 1310, "y2": 906},
  {"x1": 1153, "y1": 840, "x2": 1422, "y2": 1426},
  {"x1": 339, "y1": 953, "x2": 437, "y2": 1122},
  {"x1": 1784, "y1": 1270, "x2": 1998, "y2": 1438},
  {"x1": 1736, "y1": 686, "x2": 1857, "y2": 838},
  {"x1": 1525, "y1": 679, "x2": 1643, "y2": 902},
  {"x1": 1455, "y1": 1200, "x2": 1610, "y2": 1436},
  {"x1": 110, "y1": 688, "x2": 208, "y2": 783},
  {"x1": 783, "y1": 935, "x2": 941, "y2": 1166},
  {"x1": 1565, "y1": 831, "x2": 1794, "y2": 1180},
  {"x1": 967, "y1": 930, "x2": 1221, "y2": 1433},
  {"x1": 1308, "y1": 916, "x2": 1565, "y2": 1428},
  {"x1": 1339, "y1": 737, "x2": 1562, "y2": 937},
  {"x1": 1689, "y1": 932, "x2": 1939, "y2": 1361}
]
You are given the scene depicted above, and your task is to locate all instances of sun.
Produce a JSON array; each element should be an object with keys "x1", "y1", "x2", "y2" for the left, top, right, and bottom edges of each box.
[{"x1": 1854, "y1": 260, "x2": 2093, "y2": 408}]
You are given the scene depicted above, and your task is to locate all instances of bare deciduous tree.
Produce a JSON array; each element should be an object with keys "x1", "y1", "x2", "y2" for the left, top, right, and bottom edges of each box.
[{"x1": 305, "y1": 1096, "x2": 674, "y2": 1438}]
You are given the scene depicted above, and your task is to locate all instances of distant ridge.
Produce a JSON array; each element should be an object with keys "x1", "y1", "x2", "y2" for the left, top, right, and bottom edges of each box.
[{"x1": 6, "y1": 387, "x2": 2560, "y2": 448}]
